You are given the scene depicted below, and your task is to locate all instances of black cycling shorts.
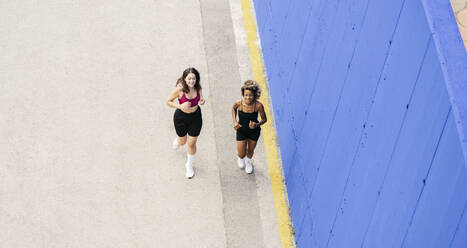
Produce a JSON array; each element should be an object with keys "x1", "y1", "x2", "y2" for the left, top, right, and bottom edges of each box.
[
  {"x1": 236, "y1": 127, "x2": 261, "y2": 141},
  {"x1": 173, "y1": 107, "x2": 202, "y2": 137}
]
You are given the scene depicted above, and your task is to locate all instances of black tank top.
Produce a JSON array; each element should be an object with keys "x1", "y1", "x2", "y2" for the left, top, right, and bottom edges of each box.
[{"x1": 238, "y1": 100, "x2": 259, "y2": 130}]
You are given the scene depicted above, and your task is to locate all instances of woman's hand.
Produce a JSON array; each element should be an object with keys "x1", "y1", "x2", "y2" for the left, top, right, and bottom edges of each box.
[
  {"x1": 179, "y1": 102, "x2": 191, "y2": 111},
  {"x1": 199, "y1": 98, "x2": 205, "y2": 105},
  {"x1": 249, "y1": 121, "x2": 259, "y2": 129},
  {"x1": 233, "y1": 121, "x2": 242, "y2": 130}
]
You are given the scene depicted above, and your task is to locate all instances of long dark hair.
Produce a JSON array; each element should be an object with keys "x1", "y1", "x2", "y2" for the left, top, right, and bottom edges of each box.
[{"x1": 176, "y1": 67, "x2": 201, "y2": 93}]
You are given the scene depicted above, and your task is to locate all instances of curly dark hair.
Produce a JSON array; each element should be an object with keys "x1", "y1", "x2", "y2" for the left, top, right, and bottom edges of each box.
[
  {"x1": 176, "y1": 67, "x2": 202, "y2": 93},
  {"x1": 241, "y1": 80, "x2": 261, "y2": 100}
]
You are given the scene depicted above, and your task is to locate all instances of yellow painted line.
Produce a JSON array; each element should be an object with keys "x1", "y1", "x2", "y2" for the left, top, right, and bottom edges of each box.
[{"x1": 240, "y1": 0, "x2": 295, "y2": 247}]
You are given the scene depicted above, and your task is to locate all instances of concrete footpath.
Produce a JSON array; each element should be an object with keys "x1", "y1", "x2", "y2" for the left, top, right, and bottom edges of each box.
[{"x1": 0, "y1": 0, "x2": 282, "y2": 247}]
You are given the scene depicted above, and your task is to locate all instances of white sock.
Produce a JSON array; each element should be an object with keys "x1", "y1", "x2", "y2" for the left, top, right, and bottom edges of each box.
[
  {"x1": 187, "y1": 153, "x2": 195, "y2": 164},
  {"x1": 172, "y1": 137, "x2": 179, "y2": 149},
  {"x1": 237, "y1": 156, "x2": 245, "y2": 169},
  {"x1": 185, "y1": 154, "x2": 195, "y2": 178},
  {"x1": 245, "y1": 157, "x2": 253, "y2": 174}
]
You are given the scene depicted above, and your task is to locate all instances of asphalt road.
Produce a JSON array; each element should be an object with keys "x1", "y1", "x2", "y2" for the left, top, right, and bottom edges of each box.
[{"x1": 0, "y1": 0, "x2": 281, "y2": 247}]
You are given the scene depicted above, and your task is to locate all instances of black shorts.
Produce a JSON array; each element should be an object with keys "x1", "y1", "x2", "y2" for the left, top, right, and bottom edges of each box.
[
  {"x1": 173, "y1": 107, "x2": 202, "y2": 137},
  {"x1": 236, "y1": 127, "x2": 261, "y2": 141}
]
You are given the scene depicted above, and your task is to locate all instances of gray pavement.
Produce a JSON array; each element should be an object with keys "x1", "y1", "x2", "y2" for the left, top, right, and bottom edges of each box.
[
  {"x1": 450, "y1": 0, "x2": 467, "y2": 50},
  {"x1": 0, "y1": 0, "x2": 281, "y2": 247}
]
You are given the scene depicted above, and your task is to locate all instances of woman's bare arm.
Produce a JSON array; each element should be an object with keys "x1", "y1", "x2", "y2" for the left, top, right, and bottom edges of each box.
[
  {"x1": 167, "y1": 86, "x2": 181, "y2": 109},
  {"x1": 199, "y1": 89, "x2": 205, "y2": 105},
  {"x1": 257, "y1": 102, "x2": 267, "y2": 126},
  {"x1": 167, "y1": 85, "x2": 190, "y2": 111},
  {"x1": 232, "y1": 100, "x2": 242, "y2": 130}
]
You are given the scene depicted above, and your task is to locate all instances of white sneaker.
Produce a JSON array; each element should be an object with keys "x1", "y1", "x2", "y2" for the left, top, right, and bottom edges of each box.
[
  {"x1": 245, "y1": 158, "x2": 253, "y2": 174},
  {"x1": 237, "y1": 157, "x2": 245, "y2": 169},
  {"x1": 185, "y1": 162, "x2": 194, "y2": 179},
  {"x1": 172, "y1": 137, "x2": 179, "y2": 149}
]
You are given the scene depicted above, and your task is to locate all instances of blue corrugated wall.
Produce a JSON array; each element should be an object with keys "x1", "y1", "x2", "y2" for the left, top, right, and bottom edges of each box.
[{"x1": 252, "y1": 0, "x2": 467, "y2": 247}]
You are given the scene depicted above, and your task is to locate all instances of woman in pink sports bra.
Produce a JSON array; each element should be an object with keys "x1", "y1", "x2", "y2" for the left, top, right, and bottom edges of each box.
[{"x1": 167, "y1": 67, "x2": 205, "y2": 179}]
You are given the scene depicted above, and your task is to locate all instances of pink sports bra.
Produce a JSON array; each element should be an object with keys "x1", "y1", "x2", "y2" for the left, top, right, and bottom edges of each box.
[{"x1": 178, "y1": 91, "x2": 200, "y2": 107}]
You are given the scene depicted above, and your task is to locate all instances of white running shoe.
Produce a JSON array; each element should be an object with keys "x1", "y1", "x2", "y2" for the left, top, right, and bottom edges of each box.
[
  {"x1": 237, "y1": 157, "x2": 245, "y2": 169},
  {"x1": 185, "y1": 162, "x2": 194, "y2": 179},
  {"x1": 172, "y1": 137, "x2": 179, "y2": 149},
  {"x1": 245, "y1": 158, "x2": 253, "y2": 174}
]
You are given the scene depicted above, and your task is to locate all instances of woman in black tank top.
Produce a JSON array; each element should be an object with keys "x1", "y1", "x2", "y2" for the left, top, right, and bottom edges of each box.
[{"x1": 232, "y1": 80, "x2": 267, "y2": 174}]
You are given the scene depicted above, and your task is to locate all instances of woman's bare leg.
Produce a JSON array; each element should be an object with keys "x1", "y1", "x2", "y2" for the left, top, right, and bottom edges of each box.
[
  {"x1": 184, "y1": 135, "x2": 198, "y2": 179},
  {"x1": 178, "y1": 135, "x2": 187, "y2": 146},
  {"x1": 237, "y1": 140, "x2": 247, "y2": 158},
  {"x1": 246, "y1": 139, "x2": 257, "y2": 159},
  {"x1": 187, "y1": 135, "x2": 198, "y2": 155}
]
